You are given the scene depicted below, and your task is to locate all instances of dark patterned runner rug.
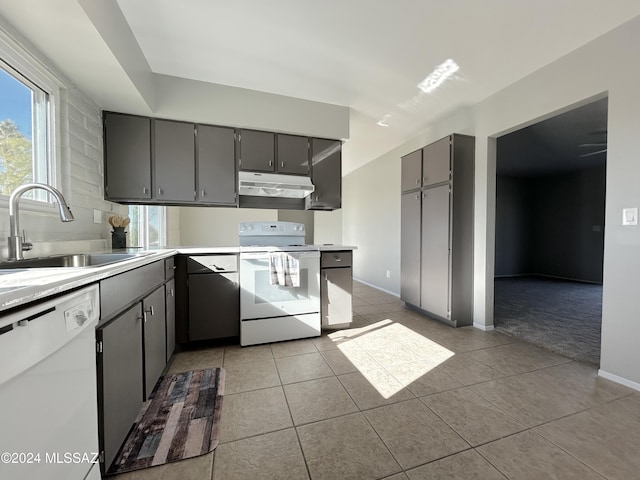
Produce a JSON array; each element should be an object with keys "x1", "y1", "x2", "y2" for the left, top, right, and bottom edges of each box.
[{"x1": 107, "y1": 368, "x2": 225, "y2": 476}]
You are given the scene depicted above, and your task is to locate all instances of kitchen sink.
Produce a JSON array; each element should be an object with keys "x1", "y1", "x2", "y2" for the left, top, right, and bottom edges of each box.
[{"x1": 0, "y1": 253, "x2": 148, "y2": 269}]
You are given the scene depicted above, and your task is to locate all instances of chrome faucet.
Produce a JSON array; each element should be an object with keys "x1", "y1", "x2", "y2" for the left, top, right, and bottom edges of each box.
[{"x1": 7, "y1": 183, "x2": 75, "y2": 261}]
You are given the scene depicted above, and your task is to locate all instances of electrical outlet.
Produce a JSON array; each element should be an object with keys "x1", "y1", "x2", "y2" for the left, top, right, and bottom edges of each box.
[
  {"x1": 622, "y1": 207, "x2": 638, "y2": 226},
  {"x1": 93, "y1": 209, "x2": 101, "y2": 224},
  {"x1": 386, "y1": 270, "x2": 391, "y2": 278}
]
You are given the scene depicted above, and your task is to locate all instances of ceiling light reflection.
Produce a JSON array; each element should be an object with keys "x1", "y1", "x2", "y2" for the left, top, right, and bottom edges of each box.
[
  {"x1": 417, "y1": 59, "x2": 460, "y2": 94},
  {"x1": 377, "y1": 114, "x2": 392, "y2": 127}
]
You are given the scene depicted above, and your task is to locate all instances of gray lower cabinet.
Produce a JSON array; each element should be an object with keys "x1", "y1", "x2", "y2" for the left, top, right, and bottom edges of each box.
[
  {"x1": 154, "y1": 119, "x2": 196, "y2": 202},
  {"x1": 400, "y1": 133, "x2": 474, "y2": 327},
  {"x1": 97, "y1": 303, "x2": 144, "y2": 472},
  {"x1": 97, "y1": 258, "x2": 175, "y2": 473},
  {"x1": 187, "y1": 255, "x2": 239, "y2": 341},
  {"x1": 320, "y1": 251, "x2": 353, "y2": 327},
  {"x1": 400, "y1": 191, "x2": 421, "y2": 306},
  {"x1": 307, "y1": 138, "x2": 342, "y2": 210},
  {"x1": 165, "y1": 278, "x2": 176, "y2": 363},
  {"x1": 420, "y1": 184, "x2": 451, "y2": 319},
  {"x1": 104, "y1": 112, "x2": 152, "y2": 200},
  {"x1": 197, "y1": 124, "x2": 237, "y2": 205},
  {"x1": 143, "y1": 285, "x2": 167, "y2": 399}
]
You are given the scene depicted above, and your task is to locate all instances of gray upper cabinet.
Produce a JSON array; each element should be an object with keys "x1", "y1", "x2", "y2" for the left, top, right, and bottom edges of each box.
[
  {"x1": 104, "y1": 112, "x2": 152, "y2": 200},
  {"x1": 276, "y1": 134, "x2": 310, "y2": 175},
  {"x1": 307, "y1": 138, "x2": 341, "y2": 210},
  {"x1": 401, "y1": 149, "x2": 422, "y2": 192},
  {"x1": 104, "y1": 111, "x2": 342, "y2": 210},
  {"x1": 197, "y1": 125, "x2": 237, "y2": 205},
  {"x1": 154, "y1": 119, "x2": 196, "y2": 202},
  {"x1": 422, "y1": 136, "x2": 451, "y2": 186},
  {"x1": 238, "y1": 129, "x2": 275, "y2": 172}
]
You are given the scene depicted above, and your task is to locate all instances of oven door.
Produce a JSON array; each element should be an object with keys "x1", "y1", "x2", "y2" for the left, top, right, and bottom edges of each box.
[{"x1": 240, "y1": 250, "x2": 320, "y2": 320}]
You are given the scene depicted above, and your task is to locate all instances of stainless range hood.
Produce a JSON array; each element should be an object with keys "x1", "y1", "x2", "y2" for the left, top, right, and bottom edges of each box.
[{"x1": 238, "y1": 171, "x2": 315, "y2": 198}]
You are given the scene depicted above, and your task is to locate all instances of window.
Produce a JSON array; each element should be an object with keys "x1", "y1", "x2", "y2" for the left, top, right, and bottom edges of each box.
[
  {"x1": 128, "y1": 205, "x2": 166, "y2": 249},
  {"x1": 0, "y1": 60, "x2": 51, "y2": 201}
]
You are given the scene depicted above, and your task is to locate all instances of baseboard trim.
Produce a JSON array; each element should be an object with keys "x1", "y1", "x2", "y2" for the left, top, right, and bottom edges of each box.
[
  {"x1": 598, "y1": 369, "x2": 640, "y2": 392},
  {"x1": 495, "y1": 273, "x2": 602, "y2": 285},
  {"x1": 474, "y1": 323, "x2": 495, "y2": 331},
  {"x1": 352, "y1": 278, "x2": 400, "y2": 297}
]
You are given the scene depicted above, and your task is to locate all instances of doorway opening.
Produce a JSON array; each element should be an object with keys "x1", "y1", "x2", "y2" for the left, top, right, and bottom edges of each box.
[{"x1": 493, "y1": 97, "x2": 607, "y2": 365}]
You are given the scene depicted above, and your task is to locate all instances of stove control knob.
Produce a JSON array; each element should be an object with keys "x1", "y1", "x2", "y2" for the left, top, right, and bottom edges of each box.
[{"x1": 298, "y1": 224, "x2": 304, "y2": 232}]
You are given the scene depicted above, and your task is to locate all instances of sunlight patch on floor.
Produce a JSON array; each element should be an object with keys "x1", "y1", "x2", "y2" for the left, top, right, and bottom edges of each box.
[{"x1": 334, "y1": 319, "x2": 454, "y2": 398}]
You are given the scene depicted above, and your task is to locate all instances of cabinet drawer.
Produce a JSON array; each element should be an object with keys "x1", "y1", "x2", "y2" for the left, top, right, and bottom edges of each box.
[
  {"x1": 187, "y1": 255, "x2": 238, "y2": 274},
  {"x1": 100, "y1": 261, "x2": 165, "y2": 320},
  {"x1": 165, "y1": 256, "x2": 176, "y2": 280},
  {"x1": 321, "y1": 251, "x2": 352, "y2": 268}
]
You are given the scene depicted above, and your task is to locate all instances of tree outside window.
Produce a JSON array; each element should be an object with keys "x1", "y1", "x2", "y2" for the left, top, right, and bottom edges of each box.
[{"x1": 0, "y1": 63, "x2": 50, "y2": 200}]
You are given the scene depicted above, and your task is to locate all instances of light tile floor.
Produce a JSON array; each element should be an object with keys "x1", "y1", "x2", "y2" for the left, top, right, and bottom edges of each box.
[{"x1": 112, "y1": 282, "x2": 639, "y2": 480}]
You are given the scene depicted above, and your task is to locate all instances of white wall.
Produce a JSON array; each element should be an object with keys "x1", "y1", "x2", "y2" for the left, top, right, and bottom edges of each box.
[
  {"x1": 313, "y1": 210, "x2": 342, "y2": 245},
  {"x1": 344, "y1": 15, "x2": 640, "y2": 387},
  {"x1": 153, "y1": 74, "x2": 349, "y2": 140},
  {"x1": 178, "y1": 207, "x2": 276, "y2": 246}
]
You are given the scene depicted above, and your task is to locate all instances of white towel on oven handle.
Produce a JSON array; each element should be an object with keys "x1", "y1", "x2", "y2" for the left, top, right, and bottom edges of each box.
[{"x1": 269, "y1": 252, "x2": 300, "y2": 287}]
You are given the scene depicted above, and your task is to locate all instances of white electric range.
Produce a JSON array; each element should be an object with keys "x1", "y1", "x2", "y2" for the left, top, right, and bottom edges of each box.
[{"x1": 238, "y1": 221, "x2": 321, "y2": 346}]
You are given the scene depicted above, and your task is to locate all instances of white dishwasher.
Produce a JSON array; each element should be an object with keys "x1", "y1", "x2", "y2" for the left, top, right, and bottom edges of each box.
[{"x1": 0, "y1": 284, "x2": 101, "y2": 480}]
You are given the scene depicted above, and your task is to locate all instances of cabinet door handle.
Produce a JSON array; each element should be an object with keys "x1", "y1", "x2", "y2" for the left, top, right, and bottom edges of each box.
[
  {"x1": 201, "y1": 190, "x2": 206, "y2": 197},
  {"x1": 415, "y1": 193, "x2": 420, "y2": 200},
  {"x1": 142, "y1": 186, "x2": 148, "y2": 194},
  {"x1": 168, "y1": 288, "x2": 175, "y2": 297},
  {"x1": 334, "y1": 257, "x2": 342, "y2": 262},
  {"x1": 281, "y1": 162, "x2": 284, "y2": 168},
  {"x1": 415, "y1": 179, "x2": 420, "y2": 184},
  {"x1": 268, "y1": 160, "x2": 273, "y2": 167},
  {"x1": 158, "y1": 188, "x2": 163, "y2": 196},
  {"x1": 144, "y1": 305, "x2": 154, "y2": 317}
]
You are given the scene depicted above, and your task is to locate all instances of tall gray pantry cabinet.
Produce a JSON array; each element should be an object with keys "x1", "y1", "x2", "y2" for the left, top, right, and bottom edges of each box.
[{"x1": 400, "y1": 134, "x2": 474, "y2": 327}]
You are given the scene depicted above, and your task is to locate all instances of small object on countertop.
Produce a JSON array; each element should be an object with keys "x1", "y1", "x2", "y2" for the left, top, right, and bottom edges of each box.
[
  {"x1": 108, "y1": 215, "x2": 130, "y2": 229},
  {"x1": 112, "y1": 226, "x2": 126, "y2": 249}
]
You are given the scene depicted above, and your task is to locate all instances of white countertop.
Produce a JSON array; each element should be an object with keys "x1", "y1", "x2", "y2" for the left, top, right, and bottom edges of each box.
[
  {"x1": 0, "y1": 249, "x2": 176, "y2": 312},
  {"x1": 315, "y1": 245, "x2": 357, "y2": 251},
  {"x1": 0, "y1": 244, "x2": 357, "y2": 312}
]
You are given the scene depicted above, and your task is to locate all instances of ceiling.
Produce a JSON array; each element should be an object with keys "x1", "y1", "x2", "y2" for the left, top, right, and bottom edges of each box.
[
  {"x1": 497, "y1": 97, "x2": 608, "y2": 177},
  {"x1": 1, "y1": 1, "x2": 639, "y2": 175}
]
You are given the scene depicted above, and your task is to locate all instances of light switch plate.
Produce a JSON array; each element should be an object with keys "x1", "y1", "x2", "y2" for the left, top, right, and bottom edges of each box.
[
  {"x1": 93, "y1": 209, "x2": 102, "y2": 224},
  {"x1": 622, "y1": 207, "x2": 638, "y2": 226}
]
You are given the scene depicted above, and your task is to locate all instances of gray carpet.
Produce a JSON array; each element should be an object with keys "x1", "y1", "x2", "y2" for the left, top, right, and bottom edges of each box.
[{"x1": 494, "y1": 276, "x2": 602, "y2": 365}]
